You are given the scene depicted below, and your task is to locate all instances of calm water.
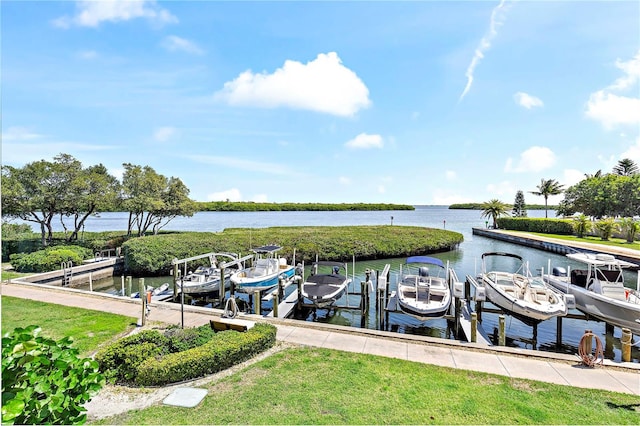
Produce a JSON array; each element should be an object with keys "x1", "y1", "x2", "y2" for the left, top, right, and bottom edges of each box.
[{"x1": 37, "y1": 206, "x2": 638, "y2": 362}]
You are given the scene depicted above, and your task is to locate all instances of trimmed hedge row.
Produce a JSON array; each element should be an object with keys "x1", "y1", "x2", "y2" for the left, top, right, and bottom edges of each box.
[
  {"x1": 122, "y1": 226, "x2": 464, "y2": 276},
  {"x1": 135, "y1": 323, "x2": 276, "y2": 386},
  {"x1": 8, "y1": 245, "x2": 94, "y2": 273},
  {"x1": 496, "y1": 218, "x2": 574, "y2": 235}
]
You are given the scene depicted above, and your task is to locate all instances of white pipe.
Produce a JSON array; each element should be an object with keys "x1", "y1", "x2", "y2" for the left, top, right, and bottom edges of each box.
[
  {"x1": 121, "y1": 275, "x2": 125, "y2": 297},
  {"x1": 89, "y1": 272, "x2": 93, "y2": 292}
]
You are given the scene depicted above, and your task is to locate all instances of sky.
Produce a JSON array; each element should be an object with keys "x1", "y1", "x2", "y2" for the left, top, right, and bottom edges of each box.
[{"x1": 2, "y1": 1, "x2": 640, "y2": 206}]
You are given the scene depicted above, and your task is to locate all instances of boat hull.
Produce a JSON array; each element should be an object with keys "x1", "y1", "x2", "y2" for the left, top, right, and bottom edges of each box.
[
  {"x1": 397, "y1": 296, "x2": 451, "y2": 320},
  {"x1": 544, "y1": 275, "x2": 640, "y2": 334},
  {"x1": 232, "y1": 266, "x2": 295, "y2": 293}
]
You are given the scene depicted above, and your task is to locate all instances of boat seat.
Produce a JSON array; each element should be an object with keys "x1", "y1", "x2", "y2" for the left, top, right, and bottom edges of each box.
[{"x1": 601, "y1": 285, "x2": 626, "y2": 301}]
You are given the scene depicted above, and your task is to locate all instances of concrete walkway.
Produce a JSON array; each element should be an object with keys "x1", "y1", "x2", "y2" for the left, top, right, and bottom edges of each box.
[{"x1": 2, "y1": 282, "x2": 639, "y2": 396}]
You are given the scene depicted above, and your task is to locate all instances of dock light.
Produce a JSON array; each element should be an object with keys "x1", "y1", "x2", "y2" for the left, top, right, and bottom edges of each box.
[{"x1": 390, "y1": 216, "x2": 394, "y2": 225}]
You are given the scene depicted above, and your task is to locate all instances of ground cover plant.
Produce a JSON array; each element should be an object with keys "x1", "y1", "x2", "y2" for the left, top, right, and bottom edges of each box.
[
  {"x1": 94, "y1": 347, "x2": 639, "y2": 425},
  {"x1": 1, "y1": 296, "x2": 135, "y2": 355}
]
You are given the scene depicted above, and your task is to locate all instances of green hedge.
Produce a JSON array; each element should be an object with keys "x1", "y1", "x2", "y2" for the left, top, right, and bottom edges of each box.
[
  {"x1": 8, "y1": 245, "x2": 94, "y2": 273},
  {"x1": 135, "y1": 323, "x2": 276, "y2": 386},
  {"x1": 496, "y1": 218, "x2": 574, "y2": 235},
  {"x1": 122, "y1": 226, "x2": 464, "y2": 276}
]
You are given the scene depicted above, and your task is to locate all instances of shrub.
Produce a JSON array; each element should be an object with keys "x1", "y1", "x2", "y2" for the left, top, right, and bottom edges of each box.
[
  {"x1": 594, "y1": 217, "x2": 617, "y2": 241},
  {"x1": 1, "y1": 325, "x2": 104, "y2": 425},
  {"x1": 135, "y1": 323, "x2": 276, "y2": 386},
  {"x1": 165, "y1": 324, "x2": 217, "y2": 353},
  {"x1": 8, "y1": 245, "x2": 93, "y2": 273},
  {"x1": 496, "y1": 218, "x2": 574, "y2": 235}
]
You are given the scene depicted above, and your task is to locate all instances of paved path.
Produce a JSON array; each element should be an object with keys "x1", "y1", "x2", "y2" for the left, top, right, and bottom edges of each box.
[{"x1": 2, "y1": 282, "x2": 639, "y2": 396}]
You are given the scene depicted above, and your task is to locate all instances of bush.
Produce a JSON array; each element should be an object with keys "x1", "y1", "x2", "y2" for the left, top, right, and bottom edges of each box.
[
  {"x1": 135, "y1": 323, "x2": 276, "y2": 386},
  {"x1": 165, "y1": 324, "x2": 217, "y2": 353},
  {"x1": 1, "y1": 325, "x2": 104, "y2": 425},
  {"x1": 8, "y1": 245, "x2": 93, "y2": 273},
  {"x1": 496, "y1": 218, "x2": 574, "y2": 235}
]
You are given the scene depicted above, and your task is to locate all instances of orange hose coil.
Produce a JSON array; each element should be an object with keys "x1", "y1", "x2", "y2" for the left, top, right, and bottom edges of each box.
[{"x1": 578, "y1": 331, "x2": 604, "y2": 367}]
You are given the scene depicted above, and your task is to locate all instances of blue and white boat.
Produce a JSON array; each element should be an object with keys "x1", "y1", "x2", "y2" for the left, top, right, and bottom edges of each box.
[
  {"x1": 231, "y1": 245, "x2": 296, "y2": 293},
  {"x1": 396, "y1": 256, "x2": 452, "y2": 319}
]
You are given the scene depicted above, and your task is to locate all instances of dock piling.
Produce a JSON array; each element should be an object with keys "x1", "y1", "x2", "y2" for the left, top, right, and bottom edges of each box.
[
  {"x1": 127, "y1": 276, "x2": 132, "y2": 297},
  {"x1": 621, "y1": 328, "x2": 632, "y2": 362},
  {"x1": 139, "y1": 278, "x2": 146, "y2": 326},
  {"x1": 471, "y1": 312, "x2": 477, "y2": 343},
  {"x1": 498, "y1": 315, "x2": 506, "y2": 346},
  {"x1": 254, "y1": 290, "x2": 261, "y2": 315},
  {"x1": 272, "y1": 291, "x2": 279, "y2": 318}
]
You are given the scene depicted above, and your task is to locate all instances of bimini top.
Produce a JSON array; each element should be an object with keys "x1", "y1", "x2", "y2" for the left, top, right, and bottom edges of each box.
[
  {"x1": 252, "y1": 245, "x2": 282, "y2": 254},
  {"x1": 567, "y1": 252, "x2": 638, "y2": 268},
  {"x1": 406, "y1": 256, "x2": 444, "y2": 268},
  {"x1": 481, "y1": 252, "x2": 523, "y2": 262}
]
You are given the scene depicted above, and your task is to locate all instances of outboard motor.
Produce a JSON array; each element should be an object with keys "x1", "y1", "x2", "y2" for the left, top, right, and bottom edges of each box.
[
  {"x1": 552, "y1": 266, "x2": 567, "y2": 277},
  {"x1": 418, "y1": 267, "x2": 429, "y2": 277}
]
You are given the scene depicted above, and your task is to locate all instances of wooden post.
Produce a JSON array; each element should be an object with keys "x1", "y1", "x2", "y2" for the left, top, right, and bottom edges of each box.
[
  {"x1": 584, "y1": 329, "x2": 592, "y2": 354},
  {"x1": 471, "y1": 312, "x2": 477, "y2": 343},
  {"x1": 360, "y1": 281, "x2": 367, "y2": 315},
  {"x1": 127, "y1": 276, "x2": 132, "y2": 297},
  {"x1": 139, "y1": 278, "x2": 146, "y2": 326},
  {"x1": 605, "y1": 323, "x2": 614, "y2": 336},
  {"x1": 454, "y1": 298, "x2": 460, "y2": 338},
  {"x1": 475, "y1": 300, "x2": 483, "y2": 323},
  {"x1": 498, "y1": 315, "x2": 506, "y2": 346},
  {"x1": 272, "y1": 291, "x2": 279, "y2": 318},
  {"x1": 121, "y1": 275, "x2": 125, "y2": 297},
  {"x1": 254, "y1": 290, "x2": 261, "y2": 315},
  {"x1": 296, "y1": 275, "x2": 303, "y2": 309},
  {"x1": 532, "y1": 323, "x2": 538, "y2": 350},
  {"x1": 465, "y1": 279, "x2": 471, "y2": 301},
  {"x1": 556, "y1": 316, "x2": 563, "y2": 348},
  {"x1": 219, "y1": 267, "x2": 226, "y2": 307},
  {"x1": 621, "y1": 328, "x2": 632, "y2": 362}
]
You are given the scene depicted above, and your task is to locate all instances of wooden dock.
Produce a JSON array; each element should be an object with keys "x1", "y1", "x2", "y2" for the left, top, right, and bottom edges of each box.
[
  {"x1": 265, "y1": 289, "x2": 299, "y2": 318},
  {"x1": 459, "y1": 301, "x2": 492, "y2": 345}
]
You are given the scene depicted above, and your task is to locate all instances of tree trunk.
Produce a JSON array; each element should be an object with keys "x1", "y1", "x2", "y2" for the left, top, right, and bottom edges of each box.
[{"x1": 69, "y1": 207, "x2": 95, "y2": 241}]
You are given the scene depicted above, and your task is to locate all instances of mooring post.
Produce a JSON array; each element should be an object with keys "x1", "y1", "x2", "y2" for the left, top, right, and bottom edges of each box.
[
  {"x1": 360, "y1": 281, "x2": 367, "y2": 315},
  {"x1": 556, "y1": 317, "x2": 563, "y2": 348},
  {"x1": 621, "y1": 328, "x2": 632, "y2": 362},
  {"x1": 465, "y1": 279, "x2": 471, "y2": 301},
  {"x1": 532, "y1": 323, "x2": 538, "y2": 350},
  {"x1": 254, "y1": 290, "x2": 261, "y2": 315},
  {"x1": 139, "y1": 278, "x2": 146, "y2": 326},
  {"x1": 272, "y1": 291, "x2": 279, "y2": 318},
  {"x1": 127, "y1": 276, "x2": 132, "y2": 297},
  {"x1": 498, "y1": 315, "x2": 506, "y2": 346},
  {"x1": 454, "y1": 298, "x2": 460, "y2": 338},
  {"x1": 89, "y1": 272, "x2": 93, "y2": 292},
  {"x1": 585, "y1": 329, "x2": 593, "y2": 354},
  {"x1": 172, "y1": 263, "x2": 178, "y2": 300},
  {"x1": 297, "y1": 275, "x2": 303, "y2": 309},
  {"x1": 121, "y1": 275, "x2": 125, "y2": 297},
  {"x1": 219, "y1": 267, "x2": 226, "y2": 308},
  {"x1": 471, "y1": 312, "x2": 477, "y2": 343},
  {"x1": 605, "y1": 322, "x2": 614, "y2": 336},
  {"x1": 475, "y1": 300, "x2": 483, "y2": 323}
]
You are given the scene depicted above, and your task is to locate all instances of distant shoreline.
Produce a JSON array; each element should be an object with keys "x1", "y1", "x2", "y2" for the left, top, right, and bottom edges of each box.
[{"x1": 448, "y1": 203, "x2": 556, "y2": 210}]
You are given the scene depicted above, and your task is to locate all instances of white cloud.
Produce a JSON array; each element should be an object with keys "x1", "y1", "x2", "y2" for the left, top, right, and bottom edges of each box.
[
  {"x1": 345, "y1": 133, "x2": 383, "y2": 150},
  {"x1": 184, "y1": 154, "x2": 297, "y2": 176},
  {"x1": 586, "y1": 50, "x2": 640, "y2": 128},
  {"x1": 563, "y1": 169, "x2": 585, "y2": 187},
  {"x1": 514, "y1": 92, "x2": 544, "y2": 109},
  {"x1": 2, "y1": 127, "x2": 43, "y2": 141},
  {"x1": 207, "y1": 188, "x2": 242, "y2": 202},
  {"x1": 53, "y1": 0, "x2": 177, "y2": 28},
  {"x1": 445, "y1": 170, "x2": 457, "y2": 181},
  {"x1": 153, "y1": 126, "x2": 177, "y2": 142},
  {"x1": 339, "y1": 176, "x2": 351, "y2": 185},
  {"x1": 431, "y1": 191, "x2": 472, "y2": 205},
  {"x1": 486, "y1": 180, "x2": 516, "y2": 197},
  {"x1": 585, "y1": 91, "x2": 640, "y2": 128},
  {"x1": 620, "y1": 136, "x2": 640, "y2": 164},
  {"x1": 214, "y1": 52, "x2": 371, "y2": 117},
  {"x1": 2, "y1": 141, "x2": 115, "y2": 165},
  {"x1": 459, "y1": 0, "x2": 511, "y2": 101},
  {"x1": 160, "y1": 36, "x2": 204, "y2": 55},
  {"x1": 109, "y1": 167, "x2": 125, "y2": 182},
  {"x1": 504, "y1": 146, "x2": 556, "y2": 173}
]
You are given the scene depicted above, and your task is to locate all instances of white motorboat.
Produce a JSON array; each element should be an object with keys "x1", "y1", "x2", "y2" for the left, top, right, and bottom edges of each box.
[
  {"x1": 301, "y1": 261, "x2": 352, "y2": 308},
  {"x1": 177, "y1": 253, "x2": 238, "y2": 297},
  {"x1": 231, "y1": 245, "x2": 296, "y2": 294},
  {"x1": 544, "y1": 252, "x2": 640, "y2": 334},
  {"x1": 480, "y1": 252, "x2": 567, "y2": 325},
  {"x1": 396, "y1": 256, "x2": 452, "y2": 320}
]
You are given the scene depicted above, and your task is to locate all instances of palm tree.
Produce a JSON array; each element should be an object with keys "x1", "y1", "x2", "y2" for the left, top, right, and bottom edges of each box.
[
  {"x1": 572, "y1": 214, "x2": 591, "y2": 238},
  {"x1": 618, "y1": 217, "x2": 640, "y2": 243},
  {"x1": 612, "y1": 158, "x2": 639, "y2": 176},
  {"x1": 594, "y1": 217, "x2": 617, "y2": 241},
  {"x1": 481, "y1": 199, "x2": 510, "y2": 229},
  {"x1": 584, "y1": 170, "x2": 602, "y2": 179},
  {"x1": 529, "y1": 178, "x2": 564, "y2": 218}
]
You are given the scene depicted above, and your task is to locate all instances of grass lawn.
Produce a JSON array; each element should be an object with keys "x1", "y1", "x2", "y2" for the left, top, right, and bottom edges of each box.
[
  {"x1": 1, "y1": 296, "x2": 136, "y2": 355},
  {"x1": 95, "y1": 347, "x2": 640, "y2": 425},
  {"x1": 518, "y1": 232, "x2": 640, "y2": 252}
]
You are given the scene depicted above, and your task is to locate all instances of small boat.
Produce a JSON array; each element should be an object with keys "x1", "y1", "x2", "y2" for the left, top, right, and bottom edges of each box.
[
  {"x1": 480, "y1": 252, "x2": 567, "y2": 325},
  {"x1": 396, "y1": 256, "x2": 452, "y2": 320},
  {"x1": 177, "y1": 253, "x2": 238, "y2": 297},
  {"x1": 301, "y1": 261, "x2": 352, "y2": 308},
  {"x1": 231, "y1": 245, "x2": 296, "y2": 294},
  {"x1": 544, "y1": 252, "x2": 640, "y2": 334}
]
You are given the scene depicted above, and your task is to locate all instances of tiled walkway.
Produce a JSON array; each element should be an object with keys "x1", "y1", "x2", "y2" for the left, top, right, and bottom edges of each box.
[{"x1": 2, "y1": 282, "x2": 639, "y2": 395}]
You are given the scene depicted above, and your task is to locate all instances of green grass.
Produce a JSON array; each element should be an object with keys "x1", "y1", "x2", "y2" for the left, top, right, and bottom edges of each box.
[
  {"x1": 95, "y1": 348, "x2": 639, "y2": 425},
  {"x1": 1, "y1": 296, "x2": 136, "y2": 355},
  {"x1": 523, "y1": 232, "x2": 640, "y2": 251}
]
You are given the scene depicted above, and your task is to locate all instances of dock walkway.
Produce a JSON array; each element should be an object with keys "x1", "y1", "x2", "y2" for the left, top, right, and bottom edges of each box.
[{"x1": 2, "y1": 282, "x2": 638, "y2": 396}]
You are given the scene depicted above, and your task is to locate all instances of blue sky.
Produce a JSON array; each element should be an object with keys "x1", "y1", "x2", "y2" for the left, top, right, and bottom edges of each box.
[{"x1": 2, "y1": 1, "x2": 639, "y2": 205}]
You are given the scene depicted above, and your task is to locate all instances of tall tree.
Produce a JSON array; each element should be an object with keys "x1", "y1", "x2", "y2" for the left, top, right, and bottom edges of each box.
[
  {"x1": 480, "y1": 199, "x2": 510, "y2": 229},
  {"x1": 529, "y1": 178, "x2": 564, "y2": 218},
  {"x1": 512, "y1": 190, "x2": 527, "y2": 217},
  {"x1": 612, "y1": 158, "x2": 639, "y2": 176},
  {"x1": 121, "y1": 163, "x2": 196, "y2": 236}
]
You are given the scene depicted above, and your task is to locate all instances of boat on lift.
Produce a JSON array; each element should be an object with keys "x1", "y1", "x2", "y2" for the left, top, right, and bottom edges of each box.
[
  {"x1": 396, "y1": 256, "x2": 452, "y2": 320},
  {"x1": 176, "y1": 253, "x2": 238, "y2": 297},
  {"x1": 231, "y1": 245, "x2": 296, "y2": 294},
  {"x1": 300, "y1": 261, "x2": 352, "y2": 308}
]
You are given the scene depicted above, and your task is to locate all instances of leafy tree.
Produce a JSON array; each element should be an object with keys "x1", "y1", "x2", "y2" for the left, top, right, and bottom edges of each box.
[
  {"x1": 529, "y1": 178, "x2": 564, "y2": 218},
  {"x1": 480, "y1": 199, "x2": 510, "y2": 229},
  {"x1": 121, "y1": 163, "x2": 197, "y2": 236},
  {"x1": 1, "y1": 325, "x2": 104, "y2": 424},
  {"x1": 511, "y1": 190, "x2": 527, "y2": 217},
  {"x1": 618, "y1": 217, "x2": 640, "y2": 243},
  {"x1": 584, "y1": 170, "x2": 602, "y2": 179},
  {"x1": 594, "y1": 217, "x2": 617, "y2": 241},
  {"x1": 612, "y1": 158, "x2": 639, "y2": 176},
  {"x1": 572, "y1": 214, "x2": 591, "y2": 238},
  {"x1": 558, "y1": 174, "x2": 640, "y2": 218}
]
